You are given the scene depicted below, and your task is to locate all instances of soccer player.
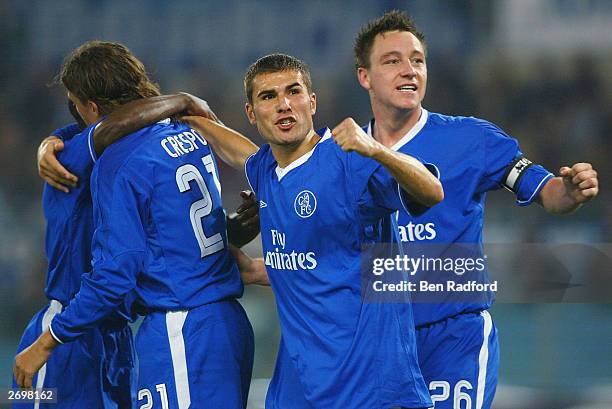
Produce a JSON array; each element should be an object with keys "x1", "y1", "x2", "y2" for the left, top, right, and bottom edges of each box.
[
  {"x1": 14, "y1": 41, "x2": 256, "y2": 409},
  {"x1": 182, "y1": 53, "x2": 443, "y2": 409},
  {"x1": 12, "y1": 88, "x2": 215, "y2": 409},
  {"x1": 353, "y1": 11, "x2": 599, "y2": 409}
]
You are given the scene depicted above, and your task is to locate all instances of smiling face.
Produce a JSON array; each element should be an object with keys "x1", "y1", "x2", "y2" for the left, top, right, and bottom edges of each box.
[
  {"x1": 245, "y1": 70, "x2": 317, "y2": 148},
  {"x1": 358, "y1": 30, "x2": 427, "y2": 115}
]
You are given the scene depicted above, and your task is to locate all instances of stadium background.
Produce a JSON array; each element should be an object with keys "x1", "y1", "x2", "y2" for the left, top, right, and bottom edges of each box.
[{"x1": 0, "y1": 0, "x2": 610, "y2": 408}]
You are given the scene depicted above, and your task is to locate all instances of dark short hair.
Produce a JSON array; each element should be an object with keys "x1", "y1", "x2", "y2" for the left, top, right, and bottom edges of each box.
[
  {"x1": 244, "y1": 53, "x2": 312, "y2": 104},
  {"x1": 59, "y1": 41, "x2": 160, "y2": 115},
  {"x1": 354, "y1": 10, "x2": 426, "y2": 69}
]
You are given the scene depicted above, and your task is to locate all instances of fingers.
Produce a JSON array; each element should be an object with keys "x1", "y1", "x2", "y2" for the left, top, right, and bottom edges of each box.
[
  {"x1": 561, "y1": 163, "x2": 599, "y2": 202},
  {"x1": 236, "y1": 191, "x2": 256, "y2": 213},
  {"x1": 236, "y1": 208, "x2": 259, "y2": 228},
  {"x1": 578, "y1": 177, "x2": 598, "y2": 190},
  {"x1": 580, "y1": 187, "x2": 598, "y2": 198},
  {"x1": 331, "y1": 118, "x2": 367, "y2": 153},
  {"x1": 572, "y1": 169, "x2": 597, "y2": 186},
  {"x1": 37, "y1": 139, "x2": 78, "y2": 191},
  {"x1": 13, "y1": 365, "x2": 32, "y2": 389},
  {"x1": 236, "y1": 190, "x2": 259, "y2": 227}
]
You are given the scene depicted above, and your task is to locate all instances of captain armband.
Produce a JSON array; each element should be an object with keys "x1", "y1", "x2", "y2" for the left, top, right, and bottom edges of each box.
[{"x1": 502, "y1": 156, "x2": 533, "y2": 193}]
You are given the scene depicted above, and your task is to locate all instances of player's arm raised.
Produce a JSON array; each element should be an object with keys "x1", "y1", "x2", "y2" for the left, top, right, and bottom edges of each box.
[
  {"x1": 181, "y1": 116, "x2": 259, "y2": 170},
  {"x1": 331, "y1": 117, "x2": 443, "y2": 207},
  {"x1": 93, "y1": 92, "x2": 219, "y2": 155},
  {"x1": 537, "y1": 162, "x2": 599, "y2": 214}
]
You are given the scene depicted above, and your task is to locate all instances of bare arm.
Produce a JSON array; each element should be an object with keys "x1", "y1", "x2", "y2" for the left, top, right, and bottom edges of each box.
[
  {"x1": 38, "y1": 93, "x2": 219, "y2": 191},
  {"x1": 181, "y1": 116, "x2": 259, "y2": 170},
  {"x1": 93, "y1": 93, "x2": 220, "y2": 155},
  {"x1": 537, "y1": 163, "x2": 599, "y2": 214},
  {"x1": 230, "y1": 245, "x2": 270, "y2": 286},
  {"x1": 331, "y1": 118, "x2": 444, "y2": 207}
]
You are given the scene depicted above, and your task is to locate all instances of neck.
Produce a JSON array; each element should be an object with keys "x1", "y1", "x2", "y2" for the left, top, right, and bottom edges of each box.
[
  {"x1": 370, "y1": 102, "x2": 422, "y2": 148},
  {"x1": 270, "y1": 129, "x2": 320, "y2": 168}
]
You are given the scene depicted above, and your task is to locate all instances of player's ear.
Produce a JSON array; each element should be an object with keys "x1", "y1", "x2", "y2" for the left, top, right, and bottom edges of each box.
[
  {"x1": 87, "y1": 100, "x2": 100, "y2": 116},
  {"x1": 310, "y1": 93, "x2": 316, "y2": 115},
  {"x1": 245, "y1": 103, "x2": 257, "y2": 125},
  {"x1": 357, "y1": 67, "x2": 371, "y2": 90}
]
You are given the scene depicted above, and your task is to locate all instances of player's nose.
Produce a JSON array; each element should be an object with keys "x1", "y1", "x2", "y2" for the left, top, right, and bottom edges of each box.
[
  {"x1": 276, "y1": 96, "x2": 291, "y2": 112},
  {"x1": 399, "y1": 61, "x2": 417, "y2": 77}
]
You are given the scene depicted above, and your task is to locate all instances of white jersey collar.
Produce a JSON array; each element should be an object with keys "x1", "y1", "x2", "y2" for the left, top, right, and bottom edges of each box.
[
  {"x1": 367, "y1": 108, "x2": 428, "y2": 151},
  {"x1": 275, "y1": 128, "x2": 331, "y2": 181}
]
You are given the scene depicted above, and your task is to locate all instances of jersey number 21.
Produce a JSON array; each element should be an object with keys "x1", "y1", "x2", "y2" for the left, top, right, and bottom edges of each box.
[{"x1": 175, "y1": 155, "x2": 224, "y2": 258}]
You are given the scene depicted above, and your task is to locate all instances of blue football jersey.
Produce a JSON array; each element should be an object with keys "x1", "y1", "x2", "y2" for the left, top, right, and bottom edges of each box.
[
  {"x1": 43, "y1": 123, "x2": 97, "y2": 305},
  {"x1": 51, "y1": 120, "x2": 242, "y2": 343},
  {"x1": 369, "y1": 109, "x2": 553, "y2": 327},
  {"x1": 245, "y1": 128, "x2": 432, "y2": 409}
]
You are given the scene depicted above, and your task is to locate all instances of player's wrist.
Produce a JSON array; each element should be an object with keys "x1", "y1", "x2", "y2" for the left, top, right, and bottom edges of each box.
[
  {"x1": 368, "y1": 140, "x2": 386, "y2": 160},
  {"x1": 38, "y1": 330, "x2": 60, "y2": 352}
]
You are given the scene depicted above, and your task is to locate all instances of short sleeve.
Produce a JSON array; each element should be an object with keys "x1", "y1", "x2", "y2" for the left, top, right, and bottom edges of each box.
[
  {"x1": 244, "y1": 147, "x2": 264, "y2": 194},
  {"x1": 502, "y1": 157, "x2": 554, "y2": 206},
  {"x1": 472, "y1": 118, "x2": 554, "y2": 205},
  {"x1": 55, "y1": 123, "x2": 99, "y2": 181},
  {"x1": 349, "y1": 153, "x2": 407, "y2": 223},
  {"x1": 475, "y1": 120, "x2": 520, "y2": 193},
  {"x1": 51, "y1": 123, "x2": 82, "y2": 141}
]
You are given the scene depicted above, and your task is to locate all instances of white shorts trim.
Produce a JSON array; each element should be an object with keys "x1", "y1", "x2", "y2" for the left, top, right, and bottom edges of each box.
[
  {"x1": 475, "y1": 310, "x2": 493, "y2": 409},
  {"x1": 166, "y1": 310, "x2": 191, "y2": 409},
  {"x1": 35, "y1": 301, "x2": 62, "y2": 409}
]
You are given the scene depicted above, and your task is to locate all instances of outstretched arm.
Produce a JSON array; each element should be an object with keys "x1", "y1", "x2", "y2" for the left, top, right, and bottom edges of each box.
[
  {"x1": 181, "y1": 116, "x2": 259, "y2": 170},
  {"x1": 331, "y1": 118, "x2": 443, "y2": 207},
  {"x1": 93, "y1": 93, "x2": 220, "y2": 155},
  {"x1": 537, "y1": 163, "x2": 599, "y2": 214},
  {"x1": 38, "y1": 93, "x2": 219, "y2": 191}
]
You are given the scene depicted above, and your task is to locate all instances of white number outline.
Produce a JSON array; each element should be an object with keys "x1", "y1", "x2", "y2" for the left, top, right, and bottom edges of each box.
[{"x1": 175, "y1": 155, "x2": 224, "y2": 258}]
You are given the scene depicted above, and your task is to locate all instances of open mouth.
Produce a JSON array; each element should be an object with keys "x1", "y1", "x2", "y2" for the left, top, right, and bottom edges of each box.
[
  {"x1": 276, "y1": 117, "x2": 296, "y2": 130},
  {"x1": 396, "y1": 84, "x2": 418, "y2": 92}
]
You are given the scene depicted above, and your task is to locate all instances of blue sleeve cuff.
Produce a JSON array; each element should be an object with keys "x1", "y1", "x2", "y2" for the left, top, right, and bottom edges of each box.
[
  {"x1": 48, "y1": 321, "x2": 65, "y2": 344},
  {"x1": 515, "y1": 165, "x2": 554, "y2": 206}
]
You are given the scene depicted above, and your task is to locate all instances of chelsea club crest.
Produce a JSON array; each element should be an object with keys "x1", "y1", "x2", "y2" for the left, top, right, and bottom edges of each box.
[{"x1": 294, "y1": 190, "x2": 317, "y2": 218}]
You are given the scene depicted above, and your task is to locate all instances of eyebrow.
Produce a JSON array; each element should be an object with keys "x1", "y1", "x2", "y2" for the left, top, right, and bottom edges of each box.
[
  {"x1": 380, "y1": 50, "x2": 425, "y2": 60},
  {"x1": 256, "y1": 82, "x2": 302, "y2": 98},
  {"x1": 285, "y1": 82, "x2": 302, "y2": 91}
]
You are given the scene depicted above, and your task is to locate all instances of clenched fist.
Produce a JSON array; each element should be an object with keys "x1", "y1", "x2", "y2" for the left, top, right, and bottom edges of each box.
[
  {"x1": 331, "y1": 118, "x2": 381, "y2": 158},
  {"x1": 559, "y1": 162, "x2": 599, "y2": 204}
]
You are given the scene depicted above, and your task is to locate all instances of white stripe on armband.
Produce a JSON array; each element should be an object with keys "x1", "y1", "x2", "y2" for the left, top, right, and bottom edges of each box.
[{"x1": 503, "y1": 157, "x2": 533, "y2": 191}]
